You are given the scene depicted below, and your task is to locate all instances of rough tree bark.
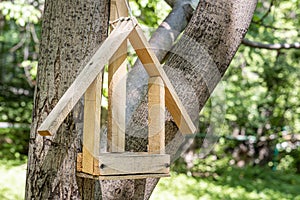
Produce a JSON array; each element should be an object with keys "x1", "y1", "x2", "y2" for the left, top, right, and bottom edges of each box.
[
  {"x1": 26, "y1": 0, "x2": 257, "y2": 199},
  {"x1": 25, "y1": 0, "x2": 109, "y2": 199},
  {"x1": 122, "y1": 0, "x2": 258, "y2": 199}
]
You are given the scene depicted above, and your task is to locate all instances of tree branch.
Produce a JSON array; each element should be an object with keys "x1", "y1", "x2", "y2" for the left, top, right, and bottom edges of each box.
[
  {"x1": 242, "y1": 38, "x2": 300, "y2": 50},
  {"x1": 164, "y1": 0, "x2": 176, "y2": 7},
  {"x1": 251, "y1": 21, "x2": 297, "y2": 31},
  {"x1": 253, "y1": 0, "x2": 274, "y2": 24}
]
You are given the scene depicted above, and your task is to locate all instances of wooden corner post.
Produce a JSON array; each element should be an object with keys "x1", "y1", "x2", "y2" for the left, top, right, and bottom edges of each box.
[
  {"x1": 107, "y1": 0, "x2": 128, "y2": 153},
  {"x1": 82, "y1": 75, "x2": 102, "y2": 175},
  {"x1": 148, "y1": 76, "x2": 165, "y2": 154}
]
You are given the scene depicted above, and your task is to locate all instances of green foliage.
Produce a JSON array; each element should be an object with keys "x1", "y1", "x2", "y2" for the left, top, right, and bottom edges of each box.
[
  {"x1": 276, "y1": 148, "x2": 300, "y2": 173},
  {"x1": 0, "y1": 0, "x2": 41, "y2": 125},
  {"x1": 0, "y1": 160, "x2": 26, "y2": 200},
  {"x1": 129, "y1": 0, "x2": 171, "y2": 28},
  {"x1": 151, "y1": 167, "x2": 300, "y2": 200},
  {"x1": 0, "y1": 127, "x2": 30, "y2": 160},
  {"x1": 197, "y1": 0, "x2": 300, "y2": 167},
  {"x1": 20, "y1": 60, "x2": 38, "y2": 80},
  {"x1": 191, "y1": 155, "x2": 230, "y2": 175},
  {"x1": 0, "y1": 98, "x2": 33, "y2": 124},
  {"x1": 0, "y1": 0, "x2": 42, "y2": 26}
]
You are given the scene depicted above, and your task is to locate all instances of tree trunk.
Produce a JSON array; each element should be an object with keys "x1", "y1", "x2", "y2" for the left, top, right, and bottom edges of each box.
[
  {"x1": 124, "y1": 0, "x2": 258, "y2": 199},
  {"x1": 25, "y1": 0, "x2": 109, "y2": 199}
]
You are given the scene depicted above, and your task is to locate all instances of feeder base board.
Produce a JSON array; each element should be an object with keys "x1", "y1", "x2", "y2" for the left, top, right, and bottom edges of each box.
[
  {"x1": 76, "y1": 172, "x2": 170, "y2": 180},
  {"x1": 77, "y1": 152, "x2": 170, "y2": 178},
  {"x1": 97, "y1": 152, "x2": 170, "y2": 175}
]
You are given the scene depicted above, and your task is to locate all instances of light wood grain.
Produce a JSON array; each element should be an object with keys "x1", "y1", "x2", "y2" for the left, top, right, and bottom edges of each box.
[
  {"x1": 82, "y1": 75, "x2": 102, "y2": 174},
  {"x1": 37, "y1": 20, "x2": 136, "y2": 136},
  {"x1": 128, "y1": 25, "x2": 196, "y2": 135},
  {"x1": 93, "y1": 158, "x2": 100, "y2": 175},
  {"x1": 98, "y1": 152, "x2": 170, "y2": 175},
  {"x1": 114, "y1": 0, "x2": 128, "y2": 17},
  {"x1": 77, "y1": 153, "x2": 83, "y2": 172},
  {"x1": 107, "y1": 0, "x2": 128, "y2": 153},
  {"x1": 148, "y1": 77, "x2": 165, "y2": 154},
  {"x1": 76, "y1": 172, "x2": 170, "y2": 180},
  {"x1": 110, "y1": 0, "x2": 117, "y2": 21}
]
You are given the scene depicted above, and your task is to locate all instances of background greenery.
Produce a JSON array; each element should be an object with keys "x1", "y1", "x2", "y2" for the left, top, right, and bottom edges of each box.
[{"x1": 0, "y1": 0, "x2": 299, "y2": 199}]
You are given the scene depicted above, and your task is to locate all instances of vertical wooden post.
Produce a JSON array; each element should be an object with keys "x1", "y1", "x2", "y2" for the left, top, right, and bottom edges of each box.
[
  {"x1": 148, "y1": 76, "x2": 165, "y2": 154},
  {"x1": 108, "y1": 0, "x2": 128, "y2": 152},
  {"x1": 82, "y1": 75, "x2": 102, "y2": 175}
]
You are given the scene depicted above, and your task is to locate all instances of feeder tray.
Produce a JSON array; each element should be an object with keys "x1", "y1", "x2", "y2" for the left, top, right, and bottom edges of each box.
[{"x1": 76, "y1": 152, "x2": 170, "y2": 179}]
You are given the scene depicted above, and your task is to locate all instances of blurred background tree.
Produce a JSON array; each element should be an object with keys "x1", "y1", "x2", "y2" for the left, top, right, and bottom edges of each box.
[
  {"x1": 0, "y1": 0, "x2": 42, "y2": 160},
  {"x1": 0, "y1": 0, "x2": 299, "y2": 199}
]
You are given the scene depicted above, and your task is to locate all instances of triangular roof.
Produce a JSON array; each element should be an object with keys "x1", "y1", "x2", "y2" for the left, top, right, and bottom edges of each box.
[{"x1": 38, "y1": 17, "x2": 196, "y2": 136}]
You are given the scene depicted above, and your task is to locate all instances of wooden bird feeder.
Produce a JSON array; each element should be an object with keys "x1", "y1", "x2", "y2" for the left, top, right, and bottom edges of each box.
[{"x1": 37, "y1": 0, "x2": 196, "y2": 180}]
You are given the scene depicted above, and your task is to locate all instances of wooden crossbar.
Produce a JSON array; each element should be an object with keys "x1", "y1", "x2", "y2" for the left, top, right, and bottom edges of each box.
[
  {"x1": 98, "y1": 152, "x2": 170, "y2": 175},
  {"x1": 38, "y1": 19, "x2": 136, "y2": 136}
]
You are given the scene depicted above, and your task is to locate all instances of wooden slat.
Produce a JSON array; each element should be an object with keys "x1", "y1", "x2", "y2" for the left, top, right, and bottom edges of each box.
[
  {"x1": 114, "y1": 0, "x2": 128, "y2": 17},
  {"x1": 107, "y1": 0, "x2": 128, "y2": 153},
  {"x1": 148, "y1": 77, "x2": 165, "y2": 154},
  {"x1": 37, "y1": 20, "x2": 136, "y2": 136},
  {"x1": 98, "y1": 152, "x2": 170, "y2": 175},
  {"x1": 107, "y1": 49, "x2": 127, "y2": 152},
  {"x1": 93, "y1": 158, "x2": 100, "y2": 175},
  {"x1": 77, "y1": 153, "x2": 83, "y2": 172},
  {"x1": 110, "y1": 1, "x2": 117, "y2": 20},
  {"x1": 82, "y1": 75, "x2": 102, "y2": 174},
  {"x1": 128, "y1": 25, "x2": 196, "y2": 135},
  {"x1": 76, "y1": 172, "x2": 170, "y2": 180}
]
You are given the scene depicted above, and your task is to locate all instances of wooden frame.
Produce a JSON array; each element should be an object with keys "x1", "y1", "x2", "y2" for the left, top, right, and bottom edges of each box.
[{"x1": 38, "y1": 0, "x2": 196, "y2": 179}]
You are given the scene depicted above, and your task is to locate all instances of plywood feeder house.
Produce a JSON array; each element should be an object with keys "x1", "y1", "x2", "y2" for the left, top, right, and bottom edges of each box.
[{"x1": 37, "y1": 0, "x2": 196, "y2": 180}]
